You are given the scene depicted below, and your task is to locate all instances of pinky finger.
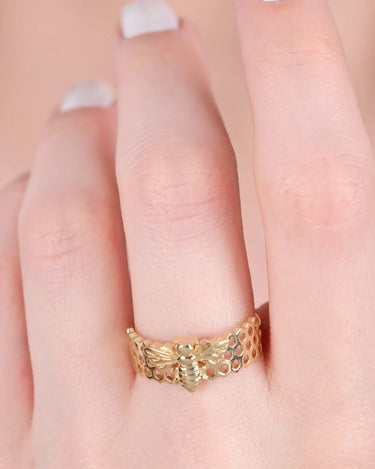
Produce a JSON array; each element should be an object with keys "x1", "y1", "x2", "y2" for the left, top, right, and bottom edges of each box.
[{"x1": 0, "y1": 175, "x2": 33, "y2": 467}]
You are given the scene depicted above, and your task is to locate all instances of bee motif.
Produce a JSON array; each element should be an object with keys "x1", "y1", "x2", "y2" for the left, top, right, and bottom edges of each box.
[
  {"x1": 142, "y1": 338, "x2": 230, "y2": 393},
  {"x1": 127, "y1": 314, "x2": 262, "y2": 393}
]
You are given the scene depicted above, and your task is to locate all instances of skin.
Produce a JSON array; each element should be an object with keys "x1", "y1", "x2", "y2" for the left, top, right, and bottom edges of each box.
[
  {"x1": 1, "y1": 0, "x2": 375, "y2": 468},
  {"x1": 2, "y1": 0, "x2": 375, "y2": 305}
]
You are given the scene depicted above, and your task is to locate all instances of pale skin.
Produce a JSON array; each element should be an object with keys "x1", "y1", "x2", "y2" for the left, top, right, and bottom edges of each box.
[{"x1": 1, "y1": 0, "x2": 375, "y2": 468}]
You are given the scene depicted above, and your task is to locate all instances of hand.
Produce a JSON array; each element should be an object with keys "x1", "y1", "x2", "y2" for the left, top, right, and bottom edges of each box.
[{"x1": 1, "y1": 0, "x2": 375, "y2": 467}]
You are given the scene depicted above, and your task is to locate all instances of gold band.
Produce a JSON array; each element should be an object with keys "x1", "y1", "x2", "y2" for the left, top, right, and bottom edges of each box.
[{"x1": 126, "y1": 314, "x2": 262, "y2": 393}]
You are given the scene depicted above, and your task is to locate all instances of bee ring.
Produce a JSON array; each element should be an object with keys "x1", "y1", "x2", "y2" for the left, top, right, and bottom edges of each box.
[{"x1": 126, "y1": 314, "x2": 262, "y2": 393}]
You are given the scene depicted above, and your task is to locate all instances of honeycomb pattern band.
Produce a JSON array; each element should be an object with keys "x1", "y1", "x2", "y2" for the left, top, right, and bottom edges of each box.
[{"x1": 126, "y1": 314, "x2": 262, "y2": 393}]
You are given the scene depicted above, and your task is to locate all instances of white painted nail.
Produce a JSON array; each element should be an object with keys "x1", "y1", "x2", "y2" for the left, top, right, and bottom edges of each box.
[
  {"x1": 59, "y1": 81, "x2": 115, "y2": 112},
  {"x1": 121, "y1": 0, "x2": 179, "y2": 39}
]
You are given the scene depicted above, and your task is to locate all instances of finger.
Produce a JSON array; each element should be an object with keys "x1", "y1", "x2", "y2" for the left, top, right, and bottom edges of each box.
[
  {"x1": 0, "y1": 175, "x2": 33, "y2": 467},
  {"x1": 18, "y1": 84, "x2": 133, "y2": 463},
  {"x1": 115, "y1": 4, "x2": 260, "y2": 354},
  {"x1": 115, "y1": 3, "x2": 267, "y2": 459},
  {"x1": 234, "y1": 0, "x2": 375, "y2": 399}
]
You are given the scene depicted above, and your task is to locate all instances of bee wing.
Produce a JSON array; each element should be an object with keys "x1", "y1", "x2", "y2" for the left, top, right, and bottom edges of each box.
[
  {"x1": 199, "y1": 339, "x2": 229, "y2": 366},
  {"x1": 143, "y1": 344, "x2": 179, "y2": 369}
]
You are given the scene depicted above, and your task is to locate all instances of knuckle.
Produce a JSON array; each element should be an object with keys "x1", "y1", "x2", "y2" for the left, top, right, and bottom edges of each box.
[
  {"x1": 265, "y1": 154, "x2": 375, "y2": 245},
  {"x1": 291, "y1": 382, "x2": 375, "y2": 466},
  {"x1": 312, "y1": 413, "x2": 375, "y2": 467},
  {"x1": 117, "y1": 30, "x2": 193, "y2": 77},
  {"x1": 20, "y1": 189, "x2": 114, "y2": 267},
  {"x1": 43, "y1": 108, "x2": 107, "y2": 142},
  {"x1": 335, "y1": 429, "x2": 375, "y2": 468},
  {"x1": 122, "y1": 144, "x2": 237, "y2": 243},
  {"x1": 254, "y1": 33, "x2": 340, "y2": 75}
]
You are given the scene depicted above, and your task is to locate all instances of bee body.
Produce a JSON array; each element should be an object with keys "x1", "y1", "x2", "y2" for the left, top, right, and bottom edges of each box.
[
  {"x1": 178, "y1": 355, "x2": 201, "y2": 393},
  {"x1": 142, "y1": 337, "x2": 230, "y2": 392}
]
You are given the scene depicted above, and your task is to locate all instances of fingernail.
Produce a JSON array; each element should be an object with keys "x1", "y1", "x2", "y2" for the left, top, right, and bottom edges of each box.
[
  {"x1": 59, "y1": 81, "x2": 115, "y2": 112},
  {"x1": 121, "y1": 0, "x2": 179, "y2": 39}
]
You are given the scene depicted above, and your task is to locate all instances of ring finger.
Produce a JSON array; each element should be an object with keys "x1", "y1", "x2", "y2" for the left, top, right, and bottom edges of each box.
[
  {"x1": 115, "y1": 1, "x2": 267, "y2": 456},
  {"x1": 115, "y1": 2, "x2": 268, "y2": 461},
  {"x1": 116, "y1": 3, "x2": 262, "y2": 376}
]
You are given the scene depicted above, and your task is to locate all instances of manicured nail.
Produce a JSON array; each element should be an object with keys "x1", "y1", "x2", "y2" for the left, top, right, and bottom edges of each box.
[
  {"x1": 59, "y1": 81, "x2": 115, "y2": 112},
  {"x1": 121, "y1": 0, "x2": 179, "y2": 39}
]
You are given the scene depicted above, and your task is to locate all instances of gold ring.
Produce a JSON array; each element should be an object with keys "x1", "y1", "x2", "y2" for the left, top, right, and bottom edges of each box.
[{"x1": 126, "y1": 314, "x2": 262, "y2": 393}]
